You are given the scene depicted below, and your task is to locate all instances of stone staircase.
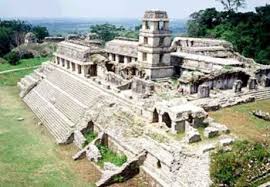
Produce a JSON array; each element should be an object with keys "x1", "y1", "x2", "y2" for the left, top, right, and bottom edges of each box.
[
  {"x1": 241, "y1": 88, "x2": 270, "y2": 101},
  {"x1": 24, "y1": 89, "x2": 74, "y2": 144},
  {"x1": 34, "y1": 80, "x2": 86, "y2": 124},
  {"x1": 46, "y1": 69, "x2": 103, "y2": 107}
]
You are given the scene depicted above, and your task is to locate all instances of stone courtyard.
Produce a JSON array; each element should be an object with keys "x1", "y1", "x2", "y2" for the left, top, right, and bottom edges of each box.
[{"x1": 18, "y1": 10, "x2": 270, "y2": 187}]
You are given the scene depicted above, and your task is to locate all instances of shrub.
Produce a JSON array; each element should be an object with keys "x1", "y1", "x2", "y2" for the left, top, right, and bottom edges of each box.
[
  {"x1": 210, "y1": 141, "x2": 270, "y2": 186},
  {"x1": 4, "y1": 51, "x2": 21, "y2": 65},
  {"x1": 83, "y1": 131, "x2": 97, "y2": 147},
  {"x1": 97, "y1": 144, "x2": 127, "y2": 167},
  {"x1": 20, "y1": 51, "x2": 34, "y2": 59},
  {"x1": 0, "y1": 57, "x2": 7, "y2": 64}
]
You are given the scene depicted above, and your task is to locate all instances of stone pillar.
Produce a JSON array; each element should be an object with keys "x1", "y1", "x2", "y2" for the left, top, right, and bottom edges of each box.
[
  {"x1": 262, "y1": 76, "x2": 270, "y2": 87},
  {"x1": 82, "y1": 65, "x2": 87, "y2": 77},
  {"x1": 171, "y1": 121, "x2": 177, "y2": 134},
  {"x1": 233, "y1": 80, "x2": 243, "y2": 93},
  {"x1": 248, "y1": 77, "x2": 258, "y2": 90},
  {"x1": 198, "y1": 84, "x2": 210, "y2": 98},
  {"x1": 67, "y1": 61, "x2": 70, "y2": 70},
  {"x1": 74, "y1": 63, "x2": 77, "y2": 72},
  {"x1": 124, "y1": 56, "x2": 128, "y2": 64},
  {"x1": 108, "y1": 53, "x2": 112, "y2": 61},
  {"x1": 115, "y1": 55, "x2": 120, "y2": 63}
]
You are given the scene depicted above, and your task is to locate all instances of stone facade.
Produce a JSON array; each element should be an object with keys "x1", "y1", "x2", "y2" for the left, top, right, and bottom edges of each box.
[{"x1": 18, "y1": 9, "x2": 270, "y2": 187}]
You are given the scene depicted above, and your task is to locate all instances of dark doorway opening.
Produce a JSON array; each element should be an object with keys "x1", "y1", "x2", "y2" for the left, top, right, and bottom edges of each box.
[
  {"x1": 162, "y1": 112, "x2": 172, "y2": 128},
  {"x1": 152, "y1": 109, "x2": 159, "y2": 123}
]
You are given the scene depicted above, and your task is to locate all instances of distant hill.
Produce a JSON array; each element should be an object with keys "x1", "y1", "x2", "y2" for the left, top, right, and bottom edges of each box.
[{"x1": 25, "y1": 18, "x2": 187, "y2": 36}]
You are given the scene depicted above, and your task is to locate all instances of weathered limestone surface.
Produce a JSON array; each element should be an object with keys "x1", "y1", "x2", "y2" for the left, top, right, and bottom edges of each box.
[
  {"x1": 185, "y1": 128, "x2": 201, "y2": 143},
  {"x1": 73, "y1": 130, "x2": 86, "y2": 149},
  {"x1": 18, "y1": 9, "x2": 270, "y2": 187},
  {"x1": 198, "y1": 84, "x2": 210, "y2": 98},
  {"x1": 233, "y1": 80, "x2": 243, "y2": 93},
  {"x1": 86, "y1": 144, "x2": 101, "y2": 163},
  {"x1": 252, "y1": 110, "x2": 270, "y2": 121},
  {"x1": 204, "y1": 127, "x2": 219, "y2": 138}
]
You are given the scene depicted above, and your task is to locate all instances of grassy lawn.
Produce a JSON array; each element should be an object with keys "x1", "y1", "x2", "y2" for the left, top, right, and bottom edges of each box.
[
  {"x1": 0, "y1": 57, "x2": 50, "y2": 72},
  {"x1": 0, "y1": 86, "x2": 100, "y2": 186},
  {"x1": 209, "y1": 100, "x2": 270, "y2": 144},
  {"x1": 0, "y1": 69, "x2": 35, "y2": 86}
]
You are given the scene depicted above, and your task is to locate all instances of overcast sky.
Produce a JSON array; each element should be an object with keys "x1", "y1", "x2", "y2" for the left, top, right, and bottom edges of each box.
[{"x1": 0, "y1": 0, "x2": 269, "y2": 19}]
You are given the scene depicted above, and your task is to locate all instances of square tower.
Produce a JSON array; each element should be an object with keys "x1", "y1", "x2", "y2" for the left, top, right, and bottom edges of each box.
[{"x1": 138, "y1": 10, "x2": 174, "y2": 80}]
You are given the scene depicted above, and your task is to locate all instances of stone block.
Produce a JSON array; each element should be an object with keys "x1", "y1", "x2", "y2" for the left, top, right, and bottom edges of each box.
[
  {"x1": 86, "y1": 144, "x2": 101, "y2": 163},
  {"x1": 220, "y1": 138, "x2": 234, "y2": 146},
  {"x1": 185, "y1": 129, "x2": 201, "y2": 143},
  {"x1": 233, "y1": 80, "x2": 243, "y2": 93},
  {"x1": 210, "y1": 122, "x2": 230, "y2": 134},
  {"x1": 104, "y1": 162, "x2": 119, "y2": 172},
  {"x1": 198, "y1": 84, "x2": 210, "y2": 98},
  {"x1": 74, "y1": 130, "x2": 86, "y2": 149},
  {"x1": 248, "y1": 77, "x2": 258, "y2": 90},
  {"x1": 204, "y1": 127, "x2": 219, "y2": 138}
]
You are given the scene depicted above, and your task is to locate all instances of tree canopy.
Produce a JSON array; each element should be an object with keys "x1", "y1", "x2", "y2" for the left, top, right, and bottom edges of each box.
[
  {"x1": 216, "y1": 0, "x2": 246, "y2": 12},
  {"x1": 32, "y1": 26, "x2": 49, "y2": 42},
  {"x1": 187, "y1": 4, "x2": 270, "y2": 65},
  {"x1": 90, "y1": 23, "x2": 139, "y2": 43},
  {"x1": 0, "y1": 20, "x2": 50, "y2": 58}
]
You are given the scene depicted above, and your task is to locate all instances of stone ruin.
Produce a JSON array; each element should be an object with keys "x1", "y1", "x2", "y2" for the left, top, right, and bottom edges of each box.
[
  {"x1": 18, "y1": 9, "x2": 270, "y2": 187},
  {"x1": 24, "y1": 32, "x2": 37, "y2": 44}
]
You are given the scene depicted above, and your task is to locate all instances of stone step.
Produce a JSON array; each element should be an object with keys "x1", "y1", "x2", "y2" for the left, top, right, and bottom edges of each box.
[
  {"x1": 23, "y1": 89, "x2": 74, "y2": 144},
  {"x1": 34, "y1": 80, "x2": 86, "y2": 124}
]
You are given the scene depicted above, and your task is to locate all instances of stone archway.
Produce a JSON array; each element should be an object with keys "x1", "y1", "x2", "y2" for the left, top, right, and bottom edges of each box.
[
  {"x1": 152, "y1": 108, "x2": 159, "y2": 123},
  {"x1": 162, "y1": 112, "x2": 172, "y2": 128}
]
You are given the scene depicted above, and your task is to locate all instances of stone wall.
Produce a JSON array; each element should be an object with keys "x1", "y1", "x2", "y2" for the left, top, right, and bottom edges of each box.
[{"x1": 131, "y1": 77, "x2": 155, "y2": 95}]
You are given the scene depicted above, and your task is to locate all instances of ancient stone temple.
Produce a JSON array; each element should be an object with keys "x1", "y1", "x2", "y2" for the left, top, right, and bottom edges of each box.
[
  {"x1": 18, "y1": 9, "x2": 270, "y2": 187},
  {"x1": 137, "y1": 10, "x2": 174, "y2": 80}
]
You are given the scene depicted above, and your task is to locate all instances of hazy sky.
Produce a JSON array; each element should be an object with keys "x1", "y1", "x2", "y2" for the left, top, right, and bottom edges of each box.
[{"x1": 0, "y1": 0, "x2": 269, "y2": 19}]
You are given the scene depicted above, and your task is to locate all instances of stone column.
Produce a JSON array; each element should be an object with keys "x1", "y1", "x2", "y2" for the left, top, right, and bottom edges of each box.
[
  {"x1": 115, "y1": 54, "x2": 120, "y2": 63},
  {"x1": 233, "y1": 80, "x2": 243, "y2": 93},
  {"x1": 197, "y1": 84, "x2": 210, "y2": 98},
  {"x1": 171, "y1": 121, "x2": 177, "y2": 134},
  {"x1": 248, "y1": 77, "x2": 258, "y2": 90},
  {"x1": 74, "y1": 63, "x2": 77, "y2": 72},
  {"x1": 262, "y1": 76, "x2": 270, "y2": 87},
  {"x1": 67, "y1": 61, "x2": 70, "y2": 70},
  {"x1": 82, "y1": 65, "x2": 87, "y2": 77},
  {"x1": 124, "y1": 56, "x2": 128, "y2": 64},
  {"x1": 108, "y1": 53, "x2": 112, "y2": 61}
]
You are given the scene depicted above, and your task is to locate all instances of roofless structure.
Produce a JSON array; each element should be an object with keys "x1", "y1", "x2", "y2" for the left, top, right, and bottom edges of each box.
[{"x1": 19, "y1": 10, "x2": 270, "y2": 187}]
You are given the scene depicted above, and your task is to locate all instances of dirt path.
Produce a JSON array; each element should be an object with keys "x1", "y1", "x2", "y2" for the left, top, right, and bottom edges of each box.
[{"x1": 0, "y1": 66, "x2": 39, "y2": 75}]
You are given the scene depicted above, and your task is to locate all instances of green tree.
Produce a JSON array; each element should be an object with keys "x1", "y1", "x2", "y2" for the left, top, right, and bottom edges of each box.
[
  {"x1": 216, "y1": 0, "x2": 246, "y2": 12},
  {"x1": 32, "y1": 26, "x2": 49, "y2": 42},
  {"x1": 90, "y1": 23, "x2": 139, "y2": 43},
  {"x1": 187, "y1": 4, "x2": 270, "y2": 65},
  {"x1": 0, "y1": 27, "x2": 12, "y2": 56},
  {"x1": 4, "y1": 51, "x2": 21, "y2": 65}
]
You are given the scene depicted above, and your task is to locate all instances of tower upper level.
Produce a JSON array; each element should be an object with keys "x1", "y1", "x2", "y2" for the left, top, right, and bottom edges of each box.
[{"x1": 141, "y1": 10, "x2": 170, "y2": 33}]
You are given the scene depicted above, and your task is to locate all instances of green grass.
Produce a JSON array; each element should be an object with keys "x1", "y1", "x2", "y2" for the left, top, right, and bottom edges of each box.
[
  {"x1": 0, "y1": 57, "x2": 50, "y2": 72},
  {"x1": 210, "y1": 140, "x2": 270, "y2": 187},
  {"x1": 83, "y1": 132, "x2": 97, "y2": 147},
  {"x1": 0, "y1": 86, "x2": 95, "y2": 187},
  {"x1": 209, "y1": 100, "x2": 270, "y2": 144},
  {"x1": 0, "y1": 69, "x2": 34, "y2": 86},
  {"x1": 97, "y1": 145, "x2": 127, "y2": 168}
]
